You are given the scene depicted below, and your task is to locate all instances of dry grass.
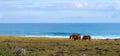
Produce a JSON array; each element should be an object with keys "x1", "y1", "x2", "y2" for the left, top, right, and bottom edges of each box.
[{"x1": 0, "y1": 36, "x2": 120, "y2": 56}]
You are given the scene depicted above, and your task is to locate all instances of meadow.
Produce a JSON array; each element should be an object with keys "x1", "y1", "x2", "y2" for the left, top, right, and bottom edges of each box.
[{"x1": 0, "y1": 36, "x2": 120, "y2": 56}]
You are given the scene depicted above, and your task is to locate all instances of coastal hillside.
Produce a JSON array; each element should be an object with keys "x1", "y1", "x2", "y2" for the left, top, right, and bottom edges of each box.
[{"x1": 0, "y1": 36, "x2": 120, "y2": 56}]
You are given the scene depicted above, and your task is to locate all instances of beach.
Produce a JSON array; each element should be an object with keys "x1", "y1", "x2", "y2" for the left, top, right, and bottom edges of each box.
[{"x1": 0, "y1": 36, "x2": 120, "y2": 56}]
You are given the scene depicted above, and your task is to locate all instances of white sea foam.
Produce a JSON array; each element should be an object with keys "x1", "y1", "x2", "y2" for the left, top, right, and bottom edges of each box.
[
  {"x1": 22, "y1": 35, "x2": 69, "y2": 38},
  {"x1": 20, "y1": 35, "x2": 120, "y2": 39},
  {"x1": 91, "y1": 36, "x2": 120, "y2": 39}
]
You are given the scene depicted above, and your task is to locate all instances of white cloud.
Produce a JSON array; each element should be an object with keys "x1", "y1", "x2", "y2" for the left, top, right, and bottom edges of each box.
[
  {"x1": 114, "y1": 0, "x2": 120, "y2": 10},
  {"x1": 0, "y1": 1, "x2": 52, "y2": 8},
  {"x1": 0, "y1": 10, "x2": 46, "y2": 20},
  {"x1": 74, "y1": 2, "x2": 85, "y2": 8},
  {"x1": 0, "y1": 0, "x2": 119, "y2": 11},
  {"x1": 96, "y1": 3, "x2": 108, "y2": 9},
  {"x1": 16, "y1": 11, "x2": 45, "y2": 15},
  {"x1": 18, "y1": 2, "x2": 52, "y2": 8},
  {"x1": 73, "y1": 1, "x2": 114, "y2": 10}
]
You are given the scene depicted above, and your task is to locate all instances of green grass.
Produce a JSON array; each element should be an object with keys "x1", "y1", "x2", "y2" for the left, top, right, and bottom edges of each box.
[{"x1": 0, "y1": 36, "x2": 120, "y2": 56}]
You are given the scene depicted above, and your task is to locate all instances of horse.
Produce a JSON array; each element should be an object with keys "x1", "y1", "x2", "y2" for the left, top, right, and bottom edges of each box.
[
  {"x1": 69, "y1": 34, "x2": 81, "y2": 40},
  {"x1": 82, "y1": 35, "x2": 91, "y2": 40}
]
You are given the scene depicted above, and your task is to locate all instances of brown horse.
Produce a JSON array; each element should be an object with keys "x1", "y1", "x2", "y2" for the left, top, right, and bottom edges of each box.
[
  {"x1": 82, "y1": 35, "x2": 91, "y2": 40},
  {"x1": 69, "y1": 34, "x2": 81, "y2": 40}
]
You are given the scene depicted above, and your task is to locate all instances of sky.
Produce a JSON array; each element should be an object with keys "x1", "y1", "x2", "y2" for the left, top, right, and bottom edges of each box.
[{"x1": 0, "y1": 0, "x2": 120, "y2": 23}]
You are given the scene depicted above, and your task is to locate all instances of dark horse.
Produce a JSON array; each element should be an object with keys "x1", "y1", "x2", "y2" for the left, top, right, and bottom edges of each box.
[
  {"x1": 82, "y1": 35, "x2": 91, "y2": 40},
  {"x1": 69, "y1": 34, "x2": 81, "y2": 40}
]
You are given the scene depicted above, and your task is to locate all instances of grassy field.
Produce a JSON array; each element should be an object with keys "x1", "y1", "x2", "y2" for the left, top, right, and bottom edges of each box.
[{"x1": 0, "y1": 36, "x2": 120, "y2": 56}]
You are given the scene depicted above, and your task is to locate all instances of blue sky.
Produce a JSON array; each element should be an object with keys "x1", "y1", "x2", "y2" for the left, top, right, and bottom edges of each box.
[{"x1": 0, "y1": 0, "x2": 120, "y2": 23}]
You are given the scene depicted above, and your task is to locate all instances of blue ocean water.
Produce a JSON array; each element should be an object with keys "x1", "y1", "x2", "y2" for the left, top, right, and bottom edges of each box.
[{"x1": 0, "y1": 23, "x2": 120, "y2": 39}]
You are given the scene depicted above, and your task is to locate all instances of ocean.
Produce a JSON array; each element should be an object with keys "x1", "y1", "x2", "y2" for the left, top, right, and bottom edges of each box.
[{"x1": 0, "y1": 23, "x2": 120, "y2": 39}]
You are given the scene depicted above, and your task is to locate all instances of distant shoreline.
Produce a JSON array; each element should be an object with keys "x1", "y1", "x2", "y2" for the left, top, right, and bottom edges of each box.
[
  {"x1": 0, "y1": 23, "x2": 120, "y2": 39},
  {"x1": 0, "y1": 35, "x2": 120, "y2": 40}
]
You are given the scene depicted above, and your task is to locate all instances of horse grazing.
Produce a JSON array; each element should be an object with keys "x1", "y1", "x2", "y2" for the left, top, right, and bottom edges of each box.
[
  {"x1": 82, "y1": 35, "x2": 91, "y2": 40},
  {"x1": 69, "y1": 34, "x2": 81, "y2": 40}
]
